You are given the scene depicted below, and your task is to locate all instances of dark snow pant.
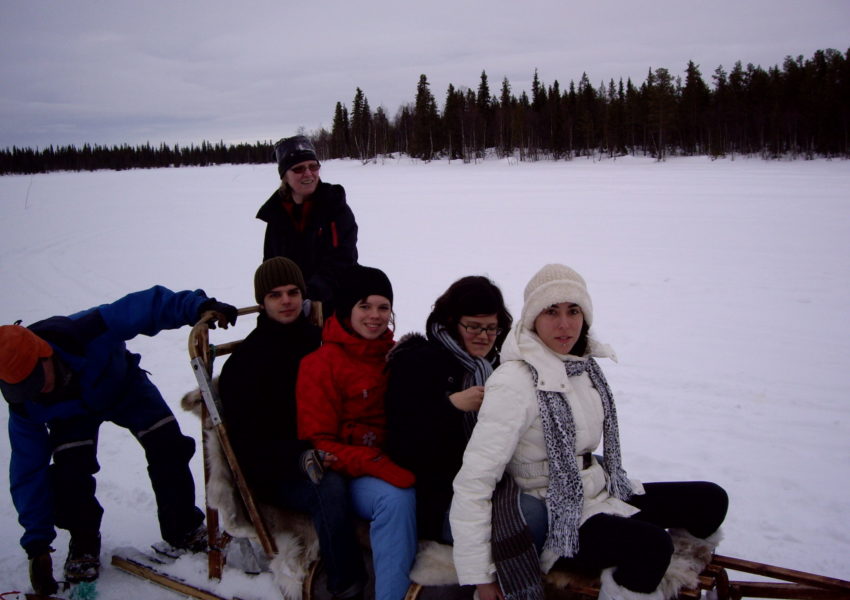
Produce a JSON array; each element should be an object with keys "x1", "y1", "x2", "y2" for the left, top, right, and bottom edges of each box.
[
  {"x1": 48, "y1": 367, "x2": 204, "y2": 546},
  {"x1": 258, "y1": 470, "x2": 368, "y2": 597},
  {"x1": 528, "y1": 481, "x2": 728, "y2": 594}
]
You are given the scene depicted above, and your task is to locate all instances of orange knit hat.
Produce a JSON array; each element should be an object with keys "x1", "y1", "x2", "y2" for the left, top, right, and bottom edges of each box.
[{"x1": 0, "y1": 325, "x2": 53, "y2": 384}]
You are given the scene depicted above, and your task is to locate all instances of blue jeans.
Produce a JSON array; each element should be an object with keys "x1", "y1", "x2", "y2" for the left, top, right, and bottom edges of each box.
[
  {"x1": 262, "y1": 470, "x2": 367, "y2": 596},
  {"x1": 349, "y1": 476, "x2": 417, "y2": 600}
]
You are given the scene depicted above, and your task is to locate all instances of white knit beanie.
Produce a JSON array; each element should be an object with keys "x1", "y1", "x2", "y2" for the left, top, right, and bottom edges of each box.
[{"x1": 521, "y1": 263, "x2": 593, "y2": 330}]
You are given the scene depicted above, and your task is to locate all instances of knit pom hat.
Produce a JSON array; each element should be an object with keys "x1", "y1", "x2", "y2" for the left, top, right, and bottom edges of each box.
[
  {"x1": 0, "y1": 324, "x2": 53, "y2": 384},
  {"x1": 334, "y1": 265, "x2": 394, "y2": 319},
  {"x1": 521, "y1": 264, "x2": 593, "y2": 330},
  {"x1": 254, "y1": 257, "x2": 307, "y2": 304},
  {"x1": 273, "y1": 135, "x2": 319, "y2": 178}
]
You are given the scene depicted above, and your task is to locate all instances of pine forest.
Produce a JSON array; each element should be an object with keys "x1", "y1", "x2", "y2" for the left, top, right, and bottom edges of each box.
[{"x1": 2, "y1": 48, "x2": 848, "y2": 174}]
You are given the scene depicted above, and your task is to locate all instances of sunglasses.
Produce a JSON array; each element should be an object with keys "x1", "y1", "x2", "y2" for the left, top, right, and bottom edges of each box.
[{"x1": 290, "y1": 163, "x2": 321, "y2": 174}]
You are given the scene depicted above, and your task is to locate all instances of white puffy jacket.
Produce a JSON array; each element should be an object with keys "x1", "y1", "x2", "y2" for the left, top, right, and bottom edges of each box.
[{"x1": 449, "y1": 323, "x2": 643, "y2": 585}]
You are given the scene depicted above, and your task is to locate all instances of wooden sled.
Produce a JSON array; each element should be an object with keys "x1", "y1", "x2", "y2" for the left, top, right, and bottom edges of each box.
[{"x1": 122, "y1": 305, "x2": 850, "y2": 600}]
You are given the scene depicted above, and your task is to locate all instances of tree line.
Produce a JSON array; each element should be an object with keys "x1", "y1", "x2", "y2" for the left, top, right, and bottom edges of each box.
[
  {"x1": 2, "y1": 48, "x2": 847, "y2": 175},
  {"x1": 0, "y1": 140, "x2": 273, "y2": 175},
  {"x1": 321, "y1": 48, "x2": 849, "y2": 162}
]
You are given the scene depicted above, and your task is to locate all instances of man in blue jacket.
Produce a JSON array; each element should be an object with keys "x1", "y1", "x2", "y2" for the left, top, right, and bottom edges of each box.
[{"x1": 0, "y1": 286, "x2": 237, "y2": 595}]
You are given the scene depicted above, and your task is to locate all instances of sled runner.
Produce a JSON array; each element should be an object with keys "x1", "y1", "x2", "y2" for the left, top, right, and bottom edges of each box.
[
  {"x1": 111, "y1": 549, "x2": 236, "y2": 600},
  {"x1": 540, "y1": 548, "x2": 850, "y2": 600}
]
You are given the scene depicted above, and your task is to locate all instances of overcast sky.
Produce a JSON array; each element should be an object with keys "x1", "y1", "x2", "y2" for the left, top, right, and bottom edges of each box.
[{"x1": 1, "y1": 0, "x2": 847, "y2": 149}]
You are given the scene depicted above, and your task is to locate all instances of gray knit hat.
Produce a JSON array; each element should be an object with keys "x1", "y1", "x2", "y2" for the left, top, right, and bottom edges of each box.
[
  {"x1": 521, "y1": 263, "x2": 593, "y2": 330},
  {"x1": 254, "y1": 257, "x2": 306, "y2": 304}
]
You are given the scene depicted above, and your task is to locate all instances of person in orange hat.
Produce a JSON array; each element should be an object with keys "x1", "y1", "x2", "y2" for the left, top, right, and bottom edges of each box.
[
  {"x1": 0, "y1": 286, "x2": 237, "y2": 596},
  {"x1": 0, "y1": 324, "x2": 54, "y2": 392}
]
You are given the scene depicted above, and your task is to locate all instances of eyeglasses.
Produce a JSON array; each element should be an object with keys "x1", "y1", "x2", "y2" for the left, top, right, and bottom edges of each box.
[
  {"x1": 289, "y1": 163, "x2": 321, "y2": 174},
  {"x1": 459, "y1": 322, "x2": 502, "y2": 336}
]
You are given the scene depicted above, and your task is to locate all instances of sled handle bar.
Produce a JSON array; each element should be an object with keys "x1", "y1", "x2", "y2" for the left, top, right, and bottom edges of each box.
[{"x1": 188, "y1": 306, "x2": 261, "y2": 370}]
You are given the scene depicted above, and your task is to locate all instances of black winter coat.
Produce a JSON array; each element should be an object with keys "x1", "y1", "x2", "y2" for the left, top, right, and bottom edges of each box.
[
  {"x1": 218, "y1": 312, "x2": 321, "y2": 498},
  {"x1": 385, "y1": 333, "x2": 472, "y2": 541},
  {"x1": 256, "y1": 182, "x2": 358, "y2": 308}
]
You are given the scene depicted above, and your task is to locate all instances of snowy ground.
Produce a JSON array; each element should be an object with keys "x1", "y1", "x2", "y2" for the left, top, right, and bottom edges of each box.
[{"x1": 0, "y1": 155, "x2": 848, "y2": 597}]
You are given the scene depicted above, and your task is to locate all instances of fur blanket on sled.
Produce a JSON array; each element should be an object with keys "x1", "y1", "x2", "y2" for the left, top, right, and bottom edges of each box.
[{"x1": 182, "y1": 383, "x2": 322, "y2": 599}]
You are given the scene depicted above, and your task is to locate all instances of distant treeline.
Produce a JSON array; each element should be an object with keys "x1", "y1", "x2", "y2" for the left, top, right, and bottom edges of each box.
[
  {"x1": 2, "y1": 48, "x2": 847, "y2": 175},
  {"x1": 0, "y1": 140, "x2": 274, "y2": 175}
]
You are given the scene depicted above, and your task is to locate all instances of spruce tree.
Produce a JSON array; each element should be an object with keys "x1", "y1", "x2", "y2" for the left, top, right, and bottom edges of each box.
[
  {"x1": 330, "y1": 101, "x2": 350, "y2": 158},
  {"x1": 680, "y1": 61, "x2": 711, "y2": 154},
  {"x1": 411, "y1": 74, "x2": 439, "y2": 160}
]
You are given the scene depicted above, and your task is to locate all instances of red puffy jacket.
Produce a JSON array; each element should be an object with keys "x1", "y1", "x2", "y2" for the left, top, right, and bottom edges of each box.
[{"x1": 297, "y1": 315, "x2": 414, "y2": 487}]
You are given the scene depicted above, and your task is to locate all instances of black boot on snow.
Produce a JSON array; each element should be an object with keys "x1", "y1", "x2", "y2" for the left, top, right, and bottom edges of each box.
[
  {"x1": 153, "y1": 523, "x2": 209, "y2": 558},
  {"x1": 64, "y1": 530, "x2": 101, "y2": 583},
  {"x1": 176, "y1": 523, "x2": 208, "y2": 553},
  {"x1": 29, "y1": 549, "x2": 59, "y2": 595}
]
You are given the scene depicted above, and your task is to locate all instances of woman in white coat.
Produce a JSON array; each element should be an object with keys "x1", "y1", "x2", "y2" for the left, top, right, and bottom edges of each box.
[{"x1": 450, "y1": 264, "x2": 727, "y2": 600}]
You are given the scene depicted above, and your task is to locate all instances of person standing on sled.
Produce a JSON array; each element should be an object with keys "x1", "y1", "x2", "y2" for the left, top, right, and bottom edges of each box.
[
  {"x1": 0, "y1": 286, "x2": 237, "y2": 596},
  {"x1": 385, "y1": 275, "x2": 512, "y2": 543},
  {"x1": 450, "y1": 264, "x2": 728, "y2": 600},
  {"x1": 218, "y1": 257, "x2": 368, "y2": 599},
  {"x1": 297, "y1": 265, "x2": 417, "y2": 600},
  {"x1": 257, "y1": 135, "x2": 358, "y2": 315}
]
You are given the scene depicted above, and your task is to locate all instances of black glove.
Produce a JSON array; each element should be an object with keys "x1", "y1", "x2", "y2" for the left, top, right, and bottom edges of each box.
[{"x1": 198, "y1": 298, "x2": 238, "y2": 329}]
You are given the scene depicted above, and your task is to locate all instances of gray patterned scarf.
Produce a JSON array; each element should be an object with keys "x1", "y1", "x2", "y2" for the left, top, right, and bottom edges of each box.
[
  {"x1": 530, "y1": 357, "x2": 633, "y2": 558},
  {"x1": 429, "y1": 323, "x2": 494, "y2": 436}
]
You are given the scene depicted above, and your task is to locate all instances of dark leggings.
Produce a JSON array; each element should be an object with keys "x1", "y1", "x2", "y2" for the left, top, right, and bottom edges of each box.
[{"x1": 532, "y1": 481, "x2": 728, "y2": 594}]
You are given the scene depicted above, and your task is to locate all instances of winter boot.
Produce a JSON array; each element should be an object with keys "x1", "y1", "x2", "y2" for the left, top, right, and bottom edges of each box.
[
  {"x1": 152, "y1": 523, "x2": 208, "y2": 558},
  {"x1": 176, "y1": 523, "x2": 208, "y2": 553},
  {"x1": 598, "y1": 568, "x2": 665, "y2": 600},
  {"x1": 29, "y1": 549, "x2": 59, "y2": 596},
  {"x1": 64, "y1": 529, "x2": 101, "y2": 583}
]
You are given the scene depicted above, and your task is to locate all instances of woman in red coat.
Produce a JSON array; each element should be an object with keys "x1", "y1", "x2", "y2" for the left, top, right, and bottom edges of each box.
[{"x1": 297, "y1": 265, "x2": 416, "y2": 600}]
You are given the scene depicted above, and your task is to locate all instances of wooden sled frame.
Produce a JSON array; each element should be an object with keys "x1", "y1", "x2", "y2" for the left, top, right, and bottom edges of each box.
[
  {"x1": 708, "y1": 555, "x2": 850, "y2": 600},
  {"x1": 546, "y1": 555, "x2": 850, "y2": 600},
  {"x1": 188, "y1": 305, "x2": 278, "y2": 581}
]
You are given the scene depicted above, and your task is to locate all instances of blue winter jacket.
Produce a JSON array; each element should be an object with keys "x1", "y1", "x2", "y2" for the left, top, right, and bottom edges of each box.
[{"x1": 6, "y1": 286, "x2": 209, "y2": 554}]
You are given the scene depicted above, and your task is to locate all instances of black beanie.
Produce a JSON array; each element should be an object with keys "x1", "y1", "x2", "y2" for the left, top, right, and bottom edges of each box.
[
  {"x1": 274, "y1": 135, "x2": 319, "y2": 178},
  {"x1": 334, "y1": 265, "x2": 394, "y2": 319},
  {"x1": 254, "y1": 257, "x2": 307, "y2": 303}
]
